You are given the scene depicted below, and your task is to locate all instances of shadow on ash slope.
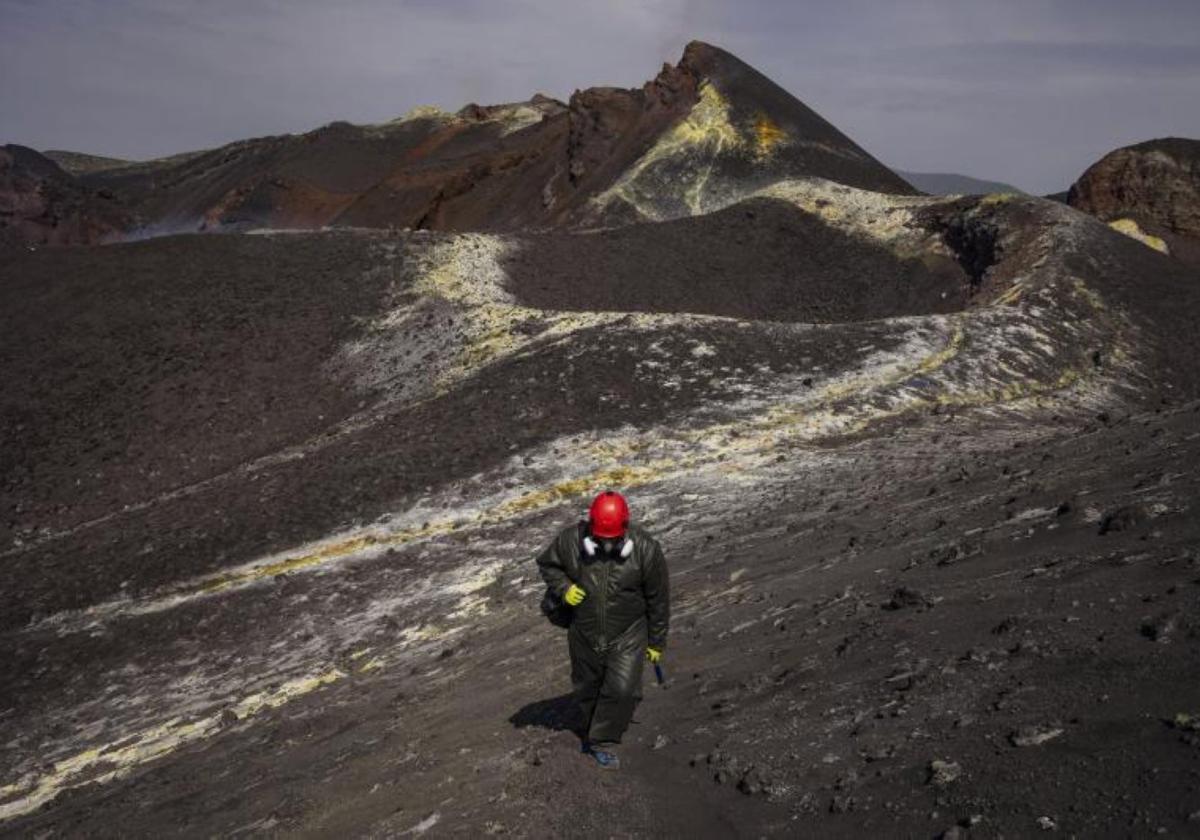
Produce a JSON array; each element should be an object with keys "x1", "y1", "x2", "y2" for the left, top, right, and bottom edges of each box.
[{"x1": 0, "y1": 182, "x2": 1158, "y2": 824}]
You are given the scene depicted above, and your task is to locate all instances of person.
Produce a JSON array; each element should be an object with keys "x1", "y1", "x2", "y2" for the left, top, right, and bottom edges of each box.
[{"x1": 535, "y1": 490, "x2": 670, "y2": 770}]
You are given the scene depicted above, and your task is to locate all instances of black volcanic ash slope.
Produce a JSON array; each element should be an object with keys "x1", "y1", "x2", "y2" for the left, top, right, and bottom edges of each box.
[{"x1": 504, "y1": 197, "x2": 967, "y2": 322}]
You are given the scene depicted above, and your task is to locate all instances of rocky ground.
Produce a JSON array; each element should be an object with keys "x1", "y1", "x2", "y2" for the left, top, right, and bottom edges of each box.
[{"x1": 2, "y1": 176, "x2": 1199, "y2": 838}]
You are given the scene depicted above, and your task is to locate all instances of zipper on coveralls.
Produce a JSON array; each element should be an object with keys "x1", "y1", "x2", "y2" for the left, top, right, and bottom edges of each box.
[{"x1": 597, "y1": 556, "x2": 611, "y2": 650}]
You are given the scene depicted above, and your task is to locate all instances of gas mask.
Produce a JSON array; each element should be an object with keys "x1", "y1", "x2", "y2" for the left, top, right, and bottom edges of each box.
[{"x1": 582, "y1": 533, "x2": 634, "y2": 560}]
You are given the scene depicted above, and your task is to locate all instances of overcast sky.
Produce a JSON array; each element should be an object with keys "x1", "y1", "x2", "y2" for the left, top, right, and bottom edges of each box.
[{"x1": 3, "y1": 0, "x2": 1198, "y2": 193}]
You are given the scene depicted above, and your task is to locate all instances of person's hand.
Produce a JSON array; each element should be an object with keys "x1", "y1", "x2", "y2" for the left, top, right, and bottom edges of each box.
[
  {"x1": 564, "y1": 584, "x2": 586, "y2": 606},
  {"x1": 646, "y1": 646, "x2": 663, "y2": 664}
]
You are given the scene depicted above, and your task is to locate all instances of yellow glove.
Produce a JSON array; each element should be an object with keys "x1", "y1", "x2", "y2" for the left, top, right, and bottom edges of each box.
[
  {"x1": 563, "y1": 584, "x2": 586, "y2": 606},
  {"x1": 646, "y1": 646, "x2": 663, "y2": 664}
]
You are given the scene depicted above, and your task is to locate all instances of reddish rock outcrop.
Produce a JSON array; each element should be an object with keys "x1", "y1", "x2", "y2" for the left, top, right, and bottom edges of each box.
[
  {"x1": 0, "y1": 145, "x2": 131, "y2": 247},
  {"x1": 1068, "y1": 138, "x2": 1200, "y2": 264}
]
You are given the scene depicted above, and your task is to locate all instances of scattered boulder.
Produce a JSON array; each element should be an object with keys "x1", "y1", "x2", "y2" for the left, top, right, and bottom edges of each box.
[
  {"x1": 828, "y1": 795, "x2": 855, "y2": 813},
  {"x1": 701, "y1": 749, "x2": 778, "y2": 797},
  {"x1": 1170, "y1": 712, "x2": 1200, "y2": 732},
  {"x1": 794, "y1": 792, "x2": 819, "y2": 814},
  {"x1": 860, "y1": 743, "x2": 896, "y2": 762},
  {"x1": 705, "y1": 748, "x2": 741, "y2": 785},
  {"x1": 928, "y1": 540, "x2": 981, "y2": 567},
  {"x1": 991, "y1": 616, "x2": 1020, "y2": 635},
  {"x1": 883, "y1": 587, "x2": 931, "y2": 611},
  {"x1": 928, "y1": 759, "x2": 962, "y2": 787},
  {"x1": 737, "y1": 767, "x2": 770, "y2": 796},
  {"x1": 1099, "y1": 503, "x2": 1152, "y2": 535},
  {"x1": 833, "y1": 769, "x2": 858, "y2": 791},
  {"x1": 1140, "y1": 610, "x2": 1182, "y2": 642},
  {"x1": 1010, "y1": 725, "x2": 1064, "y2": 747}
]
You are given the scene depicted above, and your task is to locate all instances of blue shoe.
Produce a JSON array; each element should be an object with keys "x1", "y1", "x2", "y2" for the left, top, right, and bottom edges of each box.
[{"x1": 590, "y1": 748, "x2": 620, "y2": 770}]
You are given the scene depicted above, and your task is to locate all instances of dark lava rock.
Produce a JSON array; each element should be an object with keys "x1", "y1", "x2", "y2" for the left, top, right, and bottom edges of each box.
[
  {"x1": 706, "y1": 749, "x2": 741, "y2": 784},
  {"x1": 704, "y1": 749, "x2": 775, "y2": 796},
  {"x1": 737, "y1": 767, "x2": 770, "y2": 796},
  {"x1": 1099, "y1": 503, "x2": 1152, "y2": 535},
  {"x1": 1140, "y1": 611, "x2": 1182, "y2": 642},
  {"x1": 928, "y1": 759, "x2": 963, "y2": 786},
  {"x1": 860, "y1": 744, "x2": 896, "y2": 762},
  {"x1": 928, "y1": 540, "x2": 980, "y2": 567},
  {"x1": 829, "y1": 795, "x2": 856, "y2": 814},
  {"x1": 1169, "y1": 712, "x2": 1200, "y2": 733},
  {"x1": 883, "y1": 586, "x2": 931, "y2": 610},
  {"x1": 1009, "y1": 725, "x2": 1064, "y2": 747},
  {"x1": 991, "y1": 616, "x2": 1020, "y2": 635}
]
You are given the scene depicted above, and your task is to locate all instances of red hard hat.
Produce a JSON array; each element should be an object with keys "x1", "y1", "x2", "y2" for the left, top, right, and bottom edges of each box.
[{"x1": 588, "y1": 490, "x2": 629, "y2": 538}]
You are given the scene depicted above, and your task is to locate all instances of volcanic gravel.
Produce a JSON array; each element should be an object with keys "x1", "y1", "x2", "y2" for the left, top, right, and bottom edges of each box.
[
  {"x1": 3, "y1": 197, "x2": 1200, "y2": 838},
  {"x1": 503, "y1": 198, "x2": 969, "y2": 323}
]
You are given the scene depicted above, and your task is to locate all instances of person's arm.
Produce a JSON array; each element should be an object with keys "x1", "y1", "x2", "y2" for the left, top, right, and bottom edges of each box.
[
  {"x1": 644, "y1": 540, "x2": 670, "y2": 650},
  {"x1": 535, "y1": 529, "x2": 573, "y2": 600}
]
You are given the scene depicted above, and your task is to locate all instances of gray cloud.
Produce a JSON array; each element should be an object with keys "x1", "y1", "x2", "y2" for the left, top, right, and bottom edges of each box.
[{"x1": 3, "y1": 0, "x2": 1198, "y2": 193}]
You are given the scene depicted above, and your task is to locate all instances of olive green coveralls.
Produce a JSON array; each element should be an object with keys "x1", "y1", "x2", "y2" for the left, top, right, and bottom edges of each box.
[{"x1": 536, "y1": 521, "x2": 670, "y2": 745}]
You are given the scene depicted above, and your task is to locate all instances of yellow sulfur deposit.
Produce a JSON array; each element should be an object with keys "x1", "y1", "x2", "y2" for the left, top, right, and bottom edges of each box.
[
  {"x1": 1107, "y1": 218, "x2": 1169, "y2": 254},
  {"x1": 753, "y1": 113, "x2": 787, "y2": 158}
]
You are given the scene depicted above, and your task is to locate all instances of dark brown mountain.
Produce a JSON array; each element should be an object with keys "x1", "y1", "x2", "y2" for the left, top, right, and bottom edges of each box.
[
  {"x1": 12, "y1": 41, "x2": 913, "y2": 246},
  {"x1": 1068, "y1": 137, "x2": 1200, "y2": 267},
  {"x1": 0, "y1": 145, "x2": 131, "y2": 247}
]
